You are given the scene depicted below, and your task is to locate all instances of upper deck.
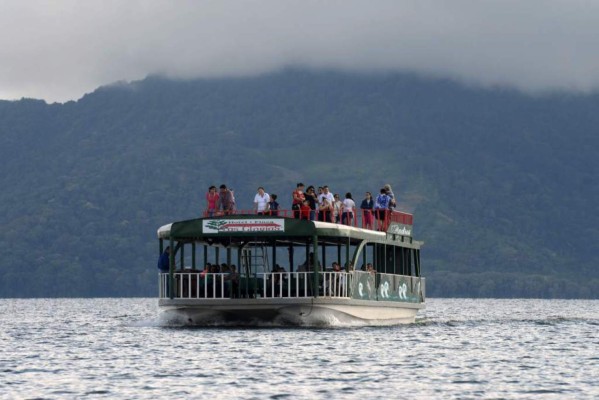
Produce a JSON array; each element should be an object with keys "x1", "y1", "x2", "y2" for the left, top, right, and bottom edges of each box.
[{"x1": 157, "y1": 209, "x2": 420, "y2": 249}]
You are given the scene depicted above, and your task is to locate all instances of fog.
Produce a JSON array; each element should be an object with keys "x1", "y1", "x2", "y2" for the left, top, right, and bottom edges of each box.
[{"x1": 2, "y1": 0, "x2": 599, "y2": 102}]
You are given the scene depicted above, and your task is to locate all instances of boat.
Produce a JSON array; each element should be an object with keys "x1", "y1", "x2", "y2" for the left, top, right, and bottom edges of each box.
[{"x1": 156, "y1": 208, "x2": 425, "y2": 326}]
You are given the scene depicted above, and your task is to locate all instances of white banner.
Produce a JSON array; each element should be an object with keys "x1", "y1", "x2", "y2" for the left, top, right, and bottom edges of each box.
[{"x1": 203, "y1": 219, "x2": 285, "y2": 233}]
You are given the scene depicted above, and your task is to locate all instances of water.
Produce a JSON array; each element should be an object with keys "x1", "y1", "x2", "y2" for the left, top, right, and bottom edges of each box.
[{"x1": 1, "y1": 298, "x2": 597, "y2": 399}]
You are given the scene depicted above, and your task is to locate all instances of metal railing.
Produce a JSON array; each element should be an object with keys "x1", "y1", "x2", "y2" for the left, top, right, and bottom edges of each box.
[
  {"x1": 257, "y1": 271, "x2": 352, "y2": 299},
  {"x1": 159, "y1": 271, "x2": 353, "y2": 299},
  {"x1": 202, "y1": 208, "x2": 412, "y2": 232},
  {"x1": 159, "y1": 272, "x2": 232, "y2": 299}
]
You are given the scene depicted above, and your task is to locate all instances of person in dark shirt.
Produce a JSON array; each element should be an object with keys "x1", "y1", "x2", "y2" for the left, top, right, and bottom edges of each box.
[
  {"x1": 157, "y1": 246, "x2": 171, "y2": 273},
  {"x1": 268, "y1": 194, "x2": 279, "y2": 216},
  {"x1": 304, "y1": 186, "x2": 317, "y2": 221},
  {"x1": 361, "y1": 192, "x2": 374, "y2": 229}
]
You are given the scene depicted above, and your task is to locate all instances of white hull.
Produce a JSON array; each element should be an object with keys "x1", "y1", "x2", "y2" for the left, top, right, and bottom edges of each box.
[{"x1": 158, "y1": 298, "x2": 424, "y2": 327}]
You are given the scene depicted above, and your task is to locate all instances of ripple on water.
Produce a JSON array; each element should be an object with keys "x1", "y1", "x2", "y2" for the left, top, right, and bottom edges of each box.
[{"x1": 0, "y1": 298, "x2": 598, "y2": 399}]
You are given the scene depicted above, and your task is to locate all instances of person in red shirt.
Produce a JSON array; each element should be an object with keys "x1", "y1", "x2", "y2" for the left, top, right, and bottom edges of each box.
[
  {"x1": 205, "y1": 185, "x2": 219, "y2": 217},
  {"x1": 292, "y1": 182, "x2": 305, "y2": 218},
  {"x1": 300, "y1": 200, "x2": 311, "y2": 220}
]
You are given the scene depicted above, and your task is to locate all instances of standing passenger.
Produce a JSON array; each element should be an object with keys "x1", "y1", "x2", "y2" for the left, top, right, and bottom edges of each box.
[
  {"x1": 292, "y1": 183, "x2": 305, "y2": 218},
  {"x1": 305, "y1": 186, "x2": 318, "y2": 221},
  {"x1": 341, "y1": 192, "x2": 355, "y2": 225},
  {"x1": 217, "y1": 184, "x2": 236, "y2": 215},
  {"x1": 268, "y1": 194, "x2": 279, "y2": 216},
  {"x1": 157, "y1": 246, "x2": 171, "y2": 273},
  {"x1": 254, "y1": 187, "x2": 271, "y2": 215},
  {"x1": 374, "y1": 188, "x2": 391, "y2": 231},
  {"x1": 333, "y1": 194, "x2": 342, "y2": 223},
  {"x1": 384, "y1": 183, "x2": 396, "y2": 210},
  {"x1": 205, "y1": 185, "x2": 220, "y2": 217},
  {"x1": 360, "y1": 192, "x2": 374, "y2": 229}
]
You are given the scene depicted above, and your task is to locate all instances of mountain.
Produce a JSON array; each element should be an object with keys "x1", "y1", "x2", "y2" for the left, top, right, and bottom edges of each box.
[{"x1": 0, "y1": 69, "x2": 597, "y2": 298}]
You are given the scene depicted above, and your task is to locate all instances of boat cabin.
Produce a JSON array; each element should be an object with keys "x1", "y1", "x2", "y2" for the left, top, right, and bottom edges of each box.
[{"x1": 157, "y1": 209, "x2": 425, "y2": 304}]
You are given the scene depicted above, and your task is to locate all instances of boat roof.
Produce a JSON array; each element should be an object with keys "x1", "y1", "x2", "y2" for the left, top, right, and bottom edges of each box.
[{"x1": 157, "y1": 215, "x2": 421, "y2": 247}]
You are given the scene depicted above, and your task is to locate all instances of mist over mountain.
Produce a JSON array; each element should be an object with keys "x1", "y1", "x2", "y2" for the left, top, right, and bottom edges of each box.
[{"x1": 1, "y1": 69, "x2": 597, "y2": 298}]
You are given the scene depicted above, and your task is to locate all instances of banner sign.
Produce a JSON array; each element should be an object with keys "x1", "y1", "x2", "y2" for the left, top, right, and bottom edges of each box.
[
  {"x1": 203, "y1": 219, "x2": 285, "y2": 234},
  {"x1": 387, "y1": 223, "x2": 412, "y2": 236}
]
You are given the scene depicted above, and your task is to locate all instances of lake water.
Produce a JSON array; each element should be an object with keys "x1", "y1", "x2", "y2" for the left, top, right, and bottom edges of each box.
[{"x1": 1, "y1": 298, "x2": 597, "y2": 399}]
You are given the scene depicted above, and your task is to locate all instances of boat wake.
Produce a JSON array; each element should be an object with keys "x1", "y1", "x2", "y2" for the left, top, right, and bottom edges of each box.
[{"x1": 154, "y1": 308, "x2": 407, "y2": 328}]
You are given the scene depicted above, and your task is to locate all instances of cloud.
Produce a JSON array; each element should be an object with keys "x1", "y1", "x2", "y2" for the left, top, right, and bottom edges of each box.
[{"x1": 2, "y1": 0, "x2": 599, "y2": 102}]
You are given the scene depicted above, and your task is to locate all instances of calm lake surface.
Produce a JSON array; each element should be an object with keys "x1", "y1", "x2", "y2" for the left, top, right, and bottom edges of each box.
[{"x1": 1, "y1": 298, "x2": 597, "y2": 399}]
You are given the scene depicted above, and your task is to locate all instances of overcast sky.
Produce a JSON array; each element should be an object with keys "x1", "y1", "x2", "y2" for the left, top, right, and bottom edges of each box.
[{"x1": 2, "y1": 0, "x2": 599, "y2": 102}]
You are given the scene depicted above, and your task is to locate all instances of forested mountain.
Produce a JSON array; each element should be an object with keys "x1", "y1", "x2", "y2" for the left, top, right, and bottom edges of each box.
[{"x1": 0, "y1": 69, "x2": 597, "y2": 298}]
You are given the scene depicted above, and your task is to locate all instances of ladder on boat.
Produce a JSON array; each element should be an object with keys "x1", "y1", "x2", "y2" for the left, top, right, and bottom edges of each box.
[{"x1": 240, "y1": 245, "x2": 270, "y2": 297}]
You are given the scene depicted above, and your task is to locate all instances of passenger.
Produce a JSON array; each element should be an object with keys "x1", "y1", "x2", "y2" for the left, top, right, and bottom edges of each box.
[
  {"x1": 298, "y1": 252, "x2": 321, "y2": 272},
  {"x1": 200, "y1": 263, "x2": 211, "y2": 278},
  {"x1": 333, "y1": 194, "x2": 342, "y2": 223},
  {"x1": 271, "y1": 264, "x2": 287, "y2": 296},
  {"x1": 341, "y1": 192, "x2": 355, "y2": 225},
  {"x1": 217, "y1": 184, "x2": 236, "y2": 215},
  {"x1": 332, "y1": 262, "x2": 341, "y2": 272},
  {"x1": 157, "y1": 246, "x2": 171, "y2": 273},
  {"x1": 292, "y1": 183, "x2": 305, "y2": 218},
  {"x1": 367, "y1": 263, "x2": 376, "y2": 274},
  {"x1": 254, "y1": 187, "x2": 271, "y2": 215},
  {"x1": 304, "y1": 186, "x2": 317, "y2": 221},
  {"x1": 300, "y1": 200, "x2": 311, "y2": 220},
  {"x1": 205, "y1": 185, "x2": 220, "y2": 217},
  {"x1": 331, "y1": 262, "x2": 344, "y2": 296},
  {"x1": 318, "y1": 196, "x2": 332, "y2": 222},
  {"x1": 360, "y1": 192, "x2": 374, "y2": 230},
  {"x1": 344, "y1": 261, "x2": 354, "y2": 272},
  {"x1": 384, "y1": 183, "x2": 397, "y2": 210},
  {"x1": 268, "y1": 194, "x2": 279, "y2": 216},
  {"x1": 374, "y1": 188, "x2": 391, "y2": 231},
  {"x1": 318, "y1": 185, "x2": 335, "y2": 222},
  {"x1": 229, "y1": 265, "x2": 240, "y2": 298}
]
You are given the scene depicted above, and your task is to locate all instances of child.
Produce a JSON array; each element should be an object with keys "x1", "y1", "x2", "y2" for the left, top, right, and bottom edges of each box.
[
  {"x1": 268, "y1": 194, "x2": 279, "y2": 216},
  {"x1": 300, "y1": 200, "x2": 311, "y2": 220}
]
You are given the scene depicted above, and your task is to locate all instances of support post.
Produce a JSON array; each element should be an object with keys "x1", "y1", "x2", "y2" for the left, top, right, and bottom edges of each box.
[
  {"x1": 169, "y1": 237, "x2": 175, "y2": 299},
  {"x1": 192, "y1": 242, "x2": 196, "y2": 270},
  {"x1": 312, "y1": 235, "x2": 319, "y2": 297}
]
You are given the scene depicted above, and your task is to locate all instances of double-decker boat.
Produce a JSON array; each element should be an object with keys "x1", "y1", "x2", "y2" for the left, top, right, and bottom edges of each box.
[{"x1": 156, "y1": 209, "x2": 425, "y2": 326}]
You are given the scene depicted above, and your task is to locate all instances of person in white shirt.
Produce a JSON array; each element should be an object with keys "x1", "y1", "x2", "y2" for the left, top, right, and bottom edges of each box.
[
  {"x1": 341, "y1": 192, "x2": 356, "y2": 225},
  {"x1": 254, "y1": 187, "x2": 270, "y2": 214},
  {"x1": 317, "y1": 185, "x2": 335, "y2": 222}
]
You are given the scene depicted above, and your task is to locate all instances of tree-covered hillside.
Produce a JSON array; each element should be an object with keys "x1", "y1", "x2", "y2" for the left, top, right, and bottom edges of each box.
[{"x1": 0, "y1": 70, "x2": 597, "y2": 298}]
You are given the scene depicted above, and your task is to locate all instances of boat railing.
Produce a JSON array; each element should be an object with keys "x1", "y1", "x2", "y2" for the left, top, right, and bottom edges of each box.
[
  {"x1": 159, "y1": 271, "x2": 354, "y2": 299},
  {"x1": 159, "y1": 272, "x2": 232, "y2": 299},
  {"x1": 257, "y1": 271, "x2": 352, "y2": 299},
  {"x1": 202, "y1": 208, "x2": 412, "y2": 232}
]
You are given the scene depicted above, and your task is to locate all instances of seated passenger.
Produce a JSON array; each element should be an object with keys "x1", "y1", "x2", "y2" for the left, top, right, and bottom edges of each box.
[
  {"x1": 229, "y1": 265, "x2": 240, "y2": 298},
  {"x1": 366, "y1": 263, "x2": 376, "y2": 274}
]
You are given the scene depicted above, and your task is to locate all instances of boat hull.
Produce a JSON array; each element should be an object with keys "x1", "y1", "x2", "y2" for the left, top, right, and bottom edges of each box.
[{"x1": 158, "y1": 298, "x2": 424, "y2": 326}]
